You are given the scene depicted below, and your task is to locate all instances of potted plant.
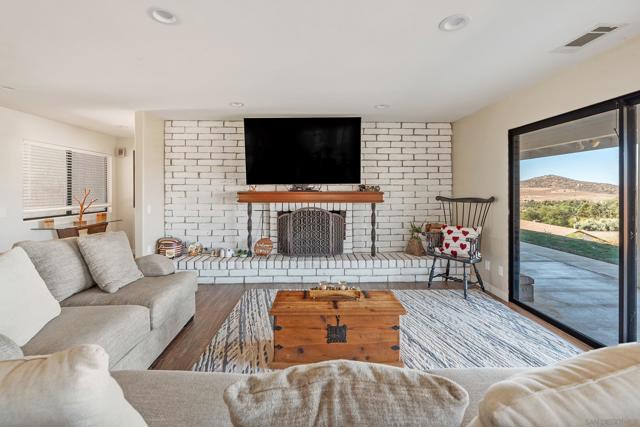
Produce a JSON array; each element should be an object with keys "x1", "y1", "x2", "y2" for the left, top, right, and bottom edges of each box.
[{"x1": 405, "y1": 222, "x2": 426, "y2": 256}]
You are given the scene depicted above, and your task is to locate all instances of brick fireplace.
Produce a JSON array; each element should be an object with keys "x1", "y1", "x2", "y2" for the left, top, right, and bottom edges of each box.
[{"x1": 164, "y1": 120, "x2": 452, "y2": 254}]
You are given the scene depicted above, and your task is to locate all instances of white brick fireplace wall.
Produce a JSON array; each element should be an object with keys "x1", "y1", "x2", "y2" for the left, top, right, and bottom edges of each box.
[{"x1": 164, "y1": 121, "x2": 452, "y2": 254}]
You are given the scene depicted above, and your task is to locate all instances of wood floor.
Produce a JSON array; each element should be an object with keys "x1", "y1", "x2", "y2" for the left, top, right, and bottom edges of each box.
[{"x1": 151, "y1": 282, "x2": 592, "y2": 371}]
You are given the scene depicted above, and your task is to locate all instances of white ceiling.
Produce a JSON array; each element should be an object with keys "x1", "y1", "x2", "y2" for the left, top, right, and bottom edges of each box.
[{"x1": 1, "y1": 0, "x2": 639, "y2": 137}]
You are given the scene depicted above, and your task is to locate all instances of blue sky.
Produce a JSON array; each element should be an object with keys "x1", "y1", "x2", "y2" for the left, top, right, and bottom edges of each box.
[{"x1": 520, "y1": 147, "x2": 619, "y2": 185}]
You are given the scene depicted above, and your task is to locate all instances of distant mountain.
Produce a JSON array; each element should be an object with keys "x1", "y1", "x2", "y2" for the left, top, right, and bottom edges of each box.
[{"x1": 521, "y1": 175, "x2": 618, "y2": 194}]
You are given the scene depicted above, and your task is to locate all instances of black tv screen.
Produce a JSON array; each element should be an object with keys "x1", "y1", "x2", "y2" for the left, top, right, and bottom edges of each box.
[{"x1": 244, "y1": 117, "x2": 361, "y2": 185}]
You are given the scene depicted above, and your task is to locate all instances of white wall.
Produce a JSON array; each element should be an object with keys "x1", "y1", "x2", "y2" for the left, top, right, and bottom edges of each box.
[
  {"x1": 452, "y1": 36, "x2": 640, "y2": 300},
  {"x1": 0, "y1": 106, "x2": 124, "y2": 251},
  {"x1": 134, "y1": 111, "x2": 165, "y2": 256}
]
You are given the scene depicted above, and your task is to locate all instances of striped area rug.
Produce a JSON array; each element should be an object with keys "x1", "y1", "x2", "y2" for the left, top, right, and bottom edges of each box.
[{"x1": 192, "y1": 289, "x2": 581, "y2": 374}]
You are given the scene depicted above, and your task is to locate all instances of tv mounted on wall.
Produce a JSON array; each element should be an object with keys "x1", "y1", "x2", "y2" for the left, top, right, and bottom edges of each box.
[{"x1": 244, "y1": 117, "x2": 361, "y2": 185}]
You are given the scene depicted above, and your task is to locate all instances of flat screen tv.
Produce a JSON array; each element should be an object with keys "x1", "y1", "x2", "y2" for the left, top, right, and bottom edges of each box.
[{"x1": 244, "y1": 117, "x2": 361, "y2": 185}]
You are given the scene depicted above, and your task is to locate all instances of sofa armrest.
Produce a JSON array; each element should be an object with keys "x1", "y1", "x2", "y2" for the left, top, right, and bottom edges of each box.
[{"x1": 135, "y1": 254, "x2": 176, "y2": 277}]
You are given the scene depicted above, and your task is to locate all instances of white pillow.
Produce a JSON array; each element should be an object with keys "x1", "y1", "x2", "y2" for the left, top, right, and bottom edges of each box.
[
  {"x1": 0, "y1": 247, "x2": 61, "y2": 346},
  {"x1": 0, "y1": 344, "x2": 147, "y2": 426},
  {"x1": 469, "y1": 342, "x2": 640, "y2": 427}
]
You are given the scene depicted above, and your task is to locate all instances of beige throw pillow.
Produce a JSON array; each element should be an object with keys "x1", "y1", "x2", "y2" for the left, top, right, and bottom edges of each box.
[
  {"x1": 78, "y1": 231, "x2": 143, "y2": 293},
  {"x1": 14, "y1": 237, "x2": 94, "y2": 301},
  {"x1": 0, "y1": 344, "x2": 147, "y2": 426},
  {"x1": 0, "y1": 247, "x2": 61, "y2": 346},
  {"x1": 469, "y1": 342, "x2": 640, "y2": 427},
  {"x1": 224, "y1": 360, "x2": 469, "y2": 427}
]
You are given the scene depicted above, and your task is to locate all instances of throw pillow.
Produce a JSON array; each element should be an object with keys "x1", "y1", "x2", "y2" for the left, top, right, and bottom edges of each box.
[
  {"x1": 224, "y1": 360, "x2": 469, "y2": 427},
  {"x1": 0, "y1": 344, "x2": 147, "y2": 426},
  {"x1": 14, "y1": 237, "x2": 94, "y2": 301},
  {"x1": 0, "y1": 334, "x2": 23, "y2": 361},
  {"x1": 469, "y1": 342, "x2": 640, "y2": 427},
  {"x1": 0, "y1": 247, "x2": 61, "y2": 346},
  {"x1": 437, "y1": 225, "x2": 481, "y2": 258},
  {"x1": 78, "y1": 231, "x2": 143, "y2": 293},
  {"x1": 135, "y1": 254, "x2": 176, "y2": 277}
]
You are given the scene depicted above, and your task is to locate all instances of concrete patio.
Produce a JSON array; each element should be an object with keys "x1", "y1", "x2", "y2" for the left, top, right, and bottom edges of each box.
[{"x1": 519, "y1": 242, "x2": 627, "y2": 345}]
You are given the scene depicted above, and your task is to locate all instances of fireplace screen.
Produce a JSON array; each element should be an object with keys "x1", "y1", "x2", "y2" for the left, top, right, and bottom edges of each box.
[{"x1": 277, "y1": 208, "x2": 345, "y2": 256}]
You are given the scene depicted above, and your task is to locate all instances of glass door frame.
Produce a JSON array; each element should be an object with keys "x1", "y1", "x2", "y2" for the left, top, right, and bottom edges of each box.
[{"x1": 508, "y1": 90, "x2": 639, "y2": 348}]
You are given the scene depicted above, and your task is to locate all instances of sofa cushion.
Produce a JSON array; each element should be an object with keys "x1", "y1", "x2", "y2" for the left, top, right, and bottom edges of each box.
[
  {"x1": 22, "y1": 305, "x2": 150, "y2": 367},
  {"x1": 469, "y1": 343, "x2": 640, "y2": 427},
  {"x1": 14, "y1": 237, "x2": 94, "y2": 301},
  {"x1": 78, "y1": 231, "x2": 144, "y2": 293},
  {"x1": 0, "y1": 333, "x2": 23, "y2": 361},
  {"x1": 0, "y1": 345, "x2": 147, "y2": 427},
  {"x1": 62, "y1": 272, "x2": 197, "y2": 329},
  {"x1": 430, "y1": 367, "x2": 526, "y2": 426},
  {"x1": 224, "y1": 360, "x2": 470, "y2": 427},
  {"x1": 136, "y1": 254, "x2": 176, "y2": 277},
  {"x1": 0, "y1": 247, "x2": 61, "y2": 346},
  {"x1": 114, "y1": 370, "x2": 243, "y2": 427}
]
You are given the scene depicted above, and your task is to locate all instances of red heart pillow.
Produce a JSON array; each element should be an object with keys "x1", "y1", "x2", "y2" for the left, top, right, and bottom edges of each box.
[{"x1": 460, "y1": 243, "x2": 467, "y2": 250}]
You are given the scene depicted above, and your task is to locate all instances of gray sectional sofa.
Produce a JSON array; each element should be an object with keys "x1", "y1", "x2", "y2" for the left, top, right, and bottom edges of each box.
[
  {"x1": 111, "y1": 367, "x2": 526, "y2": 427},
  {"x1": 15, "y1": 237, "x2": 197, "y2": 370}
]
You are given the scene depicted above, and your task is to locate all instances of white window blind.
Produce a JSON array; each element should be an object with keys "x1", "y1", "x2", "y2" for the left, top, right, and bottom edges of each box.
[{"x1": 23, "y1": 141, "x2": 112, "y2": 219}]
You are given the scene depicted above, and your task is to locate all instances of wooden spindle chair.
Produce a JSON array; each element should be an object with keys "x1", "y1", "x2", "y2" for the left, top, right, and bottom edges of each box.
[{"x1": 424, "y1": 196, "x2": 495, "y2": 298}]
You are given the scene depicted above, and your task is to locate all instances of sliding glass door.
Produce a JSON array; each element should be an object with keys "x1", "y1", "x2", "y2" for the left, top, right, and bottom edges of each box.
[{"x1": 510, "y1": 91, "x2": 638, "y2": 347}]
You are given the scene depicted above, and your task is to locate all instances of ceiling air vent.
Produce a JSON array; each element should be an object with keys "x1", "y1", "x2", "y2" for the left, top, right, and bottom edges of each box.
[{"x1": 552, "y1": 24, "x2": 621, "y2": 53}]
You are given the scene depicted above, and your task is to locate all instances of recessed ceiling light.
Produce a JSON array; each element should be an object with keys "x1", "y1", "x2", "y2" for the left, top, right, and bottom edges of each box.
[
  {"x1": 439, "y1": 14, "x2": 470, "y2": 32},
  {"x1": 229, "y1": 102, "x2": 244, "y2": 108},
  {"x1": 149, "y1": 8, "x2": 177, "y2": 25},
  {"x1": 0, "y1": 85, "x2": 15, "y2": 91},
  {"x1": 374, "y1": 104, "x2": 390, "y2": 109}
]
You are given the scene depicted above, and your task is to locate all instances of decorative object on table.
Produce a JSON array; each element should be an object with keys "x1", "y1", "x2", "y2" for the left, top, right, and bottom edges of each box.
[
  {"x1": 248, "y1": 185, "x2": 257, "y2": 192},
  {"x1": 358, "y1": 184, "x2": 381, "y2": 192},
  {"x1": 96, "y1": 212, "x2": 107, "y2": 222},
  {"x1": 235, "y1": 248, "x2": 249, "y2": 257},
  {"x1": 405, "y1": 222, "x2": 426, "y2": 256},
  {"x1": 254, "y1": 238, "x2": 273, "y2": 256},
  {"x1": 73, "y1": 187, "x2": 98, "y2": 226},
  {"x1": 288, "y1": 184, "x2": 321, "y2": 192},
  {"x1": 425, "y1": 196, "x2": 495, "y2": 298},
  {"x1": 253, "y1": 207, "x2": 273, "y2": 256},
  {"x1": 225, "y1": 248, "x2": 235, "y2": 257},
  {"x1": 156, "y1": 237, "x2": 183, "y2": 258},
  {"x1": 307, "y1": 284, "x2": 362, "y2": 301},
  {"x1": 424, "y1": 223, "x2": 444, "y2": 232},
  {"x1": 187, "y1": 242, "x2": 203, "y2": 257}
]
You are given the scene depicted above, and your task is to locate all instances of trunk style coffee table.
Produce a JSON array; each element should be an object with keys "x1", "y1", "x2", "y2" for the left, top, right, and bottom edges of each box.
[{"x1": 269, "y1": 290, "x2": 406, "y2": 369}]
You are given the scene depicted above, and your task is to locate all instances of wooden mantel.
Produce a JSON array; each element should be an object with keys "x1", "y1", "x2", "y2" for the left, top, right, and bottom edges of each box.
[{"x1": 237, "y1": 191, "x2": 384, "y2": 204}]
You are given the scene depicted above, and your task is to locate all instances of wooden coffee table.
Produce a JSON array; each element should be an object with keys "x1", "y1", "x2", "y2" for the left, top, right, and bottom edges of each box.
[{"x1": 269, "y1": 290, "x2": 406, "y2": 369}]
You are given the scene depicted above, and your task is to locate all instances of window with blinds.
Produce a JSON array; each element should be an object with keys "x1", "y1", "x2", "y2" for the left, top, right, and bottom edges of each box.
[{"x1": 23, "y1": 141, "x2": 112, "y2": 220}]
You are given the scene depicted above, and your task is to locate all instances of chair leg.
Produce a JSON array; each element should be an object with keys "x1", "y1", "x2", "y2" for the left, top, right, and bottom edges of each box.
[
  {"x1": 473, "y1": 264, "x2": 485, "y2": 292},
  {"x1": 428, "y1": 257, "x2": 437, "y2": 288},
  {"x1": 462, "y1": 263, "x2": 468, "y2": 299},
  {"x1": 445, "y1": 260, "x2": 450, "y2": 281}
]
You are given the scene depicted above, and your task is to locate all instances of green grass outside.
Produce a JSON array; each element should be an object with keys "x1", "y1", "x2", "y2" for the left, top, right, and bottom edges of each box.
[{"x1": 520, "y1": 229, "x2": 619, "y2": 265}]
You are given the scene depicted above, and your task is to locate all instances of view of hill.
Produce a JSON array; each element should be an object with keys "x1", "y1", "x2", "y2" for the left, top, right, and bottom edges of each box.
[{"x1": 521, "y1": 175, "x2": 618, "y2": 201}]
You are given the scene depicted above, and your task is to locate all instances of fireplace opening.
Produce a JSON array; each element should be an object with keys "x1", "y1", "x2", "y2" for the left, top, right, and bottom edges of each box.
[{"x1": 277, "y1": 208, "x2": 346, "y2": 256}]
